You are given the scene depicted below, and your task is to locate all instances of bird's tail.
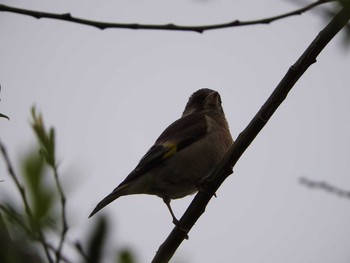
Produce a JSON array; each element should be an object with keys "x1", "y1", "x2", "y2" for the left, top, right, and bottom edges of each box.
[{"x1": 88, "y1": 187, "x2": 124, "y2": 218}]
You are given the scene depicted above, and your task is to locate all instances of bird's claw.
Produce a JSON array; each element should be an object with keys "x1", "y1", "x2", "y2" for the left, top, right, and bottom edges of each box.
[{"x1": 172, "y1": 219, "x2": 189, "y2": 240}]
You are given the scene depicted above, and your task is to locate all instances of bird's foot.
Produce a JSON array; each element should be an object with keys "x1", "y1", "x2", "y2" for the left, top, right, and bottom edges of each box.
[{"x1": 172, "y1": 219, "x2": 189, "y2": 240}]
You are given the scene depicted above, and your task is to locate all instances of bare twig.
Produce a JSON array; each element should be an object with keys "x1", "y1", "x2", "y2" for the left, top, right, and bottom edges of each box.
[
  {"x1": 0, "y1": 0, "x2": 335, "y2": 33},
  {"x1": 52, "y1": 165, "x2": 68, "y2": 263},
  {"x1": 75, "y1": 242, "x2": 90, "y2": 263},
  {"x1": 300, "y1": 177, "x2": 350, "y2": 198},
  {"x1": 0, "y1": 139, "x2": 53, "y2": 263},
  {"x1": 45, "y1": 241, "x2": 72, "y2": 263},
  {"x1": 152, "y1": 5, "x2": 350, "y2": 263}
]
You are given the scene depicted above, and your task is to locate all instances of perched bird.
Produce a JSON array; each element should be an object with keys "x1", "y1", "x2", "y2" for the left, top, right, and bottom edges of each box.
[{"x1": 89, "y1": 88, "x2": 233, "y2": 224}]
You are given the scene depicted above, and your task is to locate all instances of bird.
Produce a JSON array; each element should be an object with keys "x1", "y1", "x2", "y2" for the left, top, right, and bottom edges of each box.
[{"x1": 89, "y1": 88, "x2": 233, "y2": 224}]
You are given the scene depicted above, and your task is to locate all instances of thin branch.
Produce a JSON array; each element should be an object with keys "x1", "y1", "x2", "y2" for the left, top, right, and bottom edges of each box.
[
  {"x1": 0, "y1": 204, "x2": 33, "y2": 237},
  {"x1": 0, "y1": 0, "x2": 335, "y2": 33},
  {"x1": 1, "y1": 208, "x2": 64, "y2": 263},
  {"x1": 74, "y1": 242, "x2": 90, "y2": 263},
  {"x1": 0, "y1": 139, "x2": 53, "y2": 263},
  {"x1": 45, "y1": 241, "x2": 72, "y2": 263},
  {"x1": 152, "y1": 6, "x2": 350, "y2": 263},
  {"x1": 300, "y1": 177, "x2": 350, "y2": 198},
  {"x1": 0, "y1": 204, "x2": 72, "y2": 263},
  {"x1": 52, "y1": 165, "x2": 68, "y2": 263},
  {"x1": 0, "y1": 208, "x2": 13, "y2": 247}
]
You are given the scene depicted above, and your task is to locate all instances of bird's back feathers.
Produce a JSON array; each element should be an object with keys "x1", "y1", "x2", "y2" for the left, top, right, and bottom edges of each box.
[{"x1": 117, "y1": 113, "x2": 208, "y2": 188}]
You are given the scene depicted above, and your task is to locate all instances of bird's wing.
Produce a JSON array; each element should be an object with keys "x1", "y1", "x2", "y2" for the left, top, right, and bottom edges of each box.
[{"x1": 118, "y1": 113, "x2": 208, "y2": 186}]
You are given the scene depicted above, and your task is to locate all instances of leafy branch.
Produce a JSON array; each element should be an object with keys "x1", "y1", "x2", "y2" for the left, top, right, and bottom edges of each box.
[
  {"x1": 151, "y1": 5, "x2": 350, "y2": 263},
  {"x1": 0, "y1": 108, "x2": 70, "y2": 263},
  {"x1": 1, "y1": 108, "x2": 137, "y2": 262},
  {"x1": 0, "y1": 0, "x2": 335, "y2": 33},
  {"x1": 31, "y1": 107, "x2": 68, "y2": 263},
  {"x1": 0, "y1": 140, "x2": 53, "y2": 262}
]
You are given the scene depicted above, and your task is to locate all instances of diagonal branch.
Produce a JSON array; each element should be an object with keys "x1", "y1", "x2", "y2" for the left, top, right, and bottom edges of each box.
[
  {"x1": 151, "y1": 5, "x2": 350, "y2": 263},
  {"x1": 0, "y1": 0, "x2": 335, "y2": 33}
]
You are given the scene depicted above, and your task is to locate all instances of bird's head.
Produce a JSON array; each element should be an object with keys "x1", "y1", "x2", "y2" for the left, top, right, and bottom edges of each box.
[{"x1": 182, "y1": 88, "x2": 223, "y2": 116}]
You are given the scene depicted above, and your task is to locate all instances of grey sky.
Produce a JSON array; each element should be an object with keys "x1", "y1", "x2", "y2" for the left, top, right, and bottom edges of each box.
[{"x1": 1, "y1": 1, "x2": 350, "y2": 262}]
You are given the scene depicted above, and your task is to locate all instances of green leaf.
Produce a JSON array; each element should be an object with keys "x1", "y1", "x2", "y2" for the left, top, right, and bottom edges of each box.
[
  {"x1": 0, "y1": 203, "x2": 32, "y2": 237},
  {"x1": 117, "y1": 249, "x2": 136, "y2": 263},
  {"x1": 47, "y1": 127, "x2": 55, "y2": 166},
  {"x1": 31, "y1": 106, "x2": 56, "y2": 167},
  {"x1": 21, "y1": 148, "x2": 55, "y2": 227},
  {"x1": 0, "y1": 207, "x2": 44, "y2": 263}
]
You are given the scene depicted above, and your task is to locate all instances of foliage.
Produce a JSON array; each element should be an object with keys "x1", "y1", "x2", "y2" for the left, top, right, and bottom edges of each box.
[{"x1": 0, "y1": 107, "x2": 136, "y2": 263}]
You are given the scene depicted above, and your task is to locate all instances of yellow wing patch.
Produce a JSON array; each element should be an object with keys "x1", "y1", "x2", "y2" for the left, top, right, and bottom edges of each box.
[{"x1": 162, "y1": 143, "x2": 177, "y2": 159}]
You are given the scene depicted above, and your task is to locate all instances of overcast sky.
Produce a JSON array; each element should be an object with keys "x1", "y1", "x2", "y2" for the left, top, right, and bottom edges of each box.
[{"x1": 1, "y1": 1, "x2": 350, "y2": 262}]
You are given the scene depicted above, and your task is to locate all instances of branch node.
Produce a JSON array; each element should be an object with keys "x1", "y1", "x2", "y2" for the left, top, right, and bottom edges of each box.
[
  {"x1": 62, "y1": 13, "x2": 72, "y2": 19},
  {"x1": 259, "y1": 114, "x2": 268, "y2": 123}
]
